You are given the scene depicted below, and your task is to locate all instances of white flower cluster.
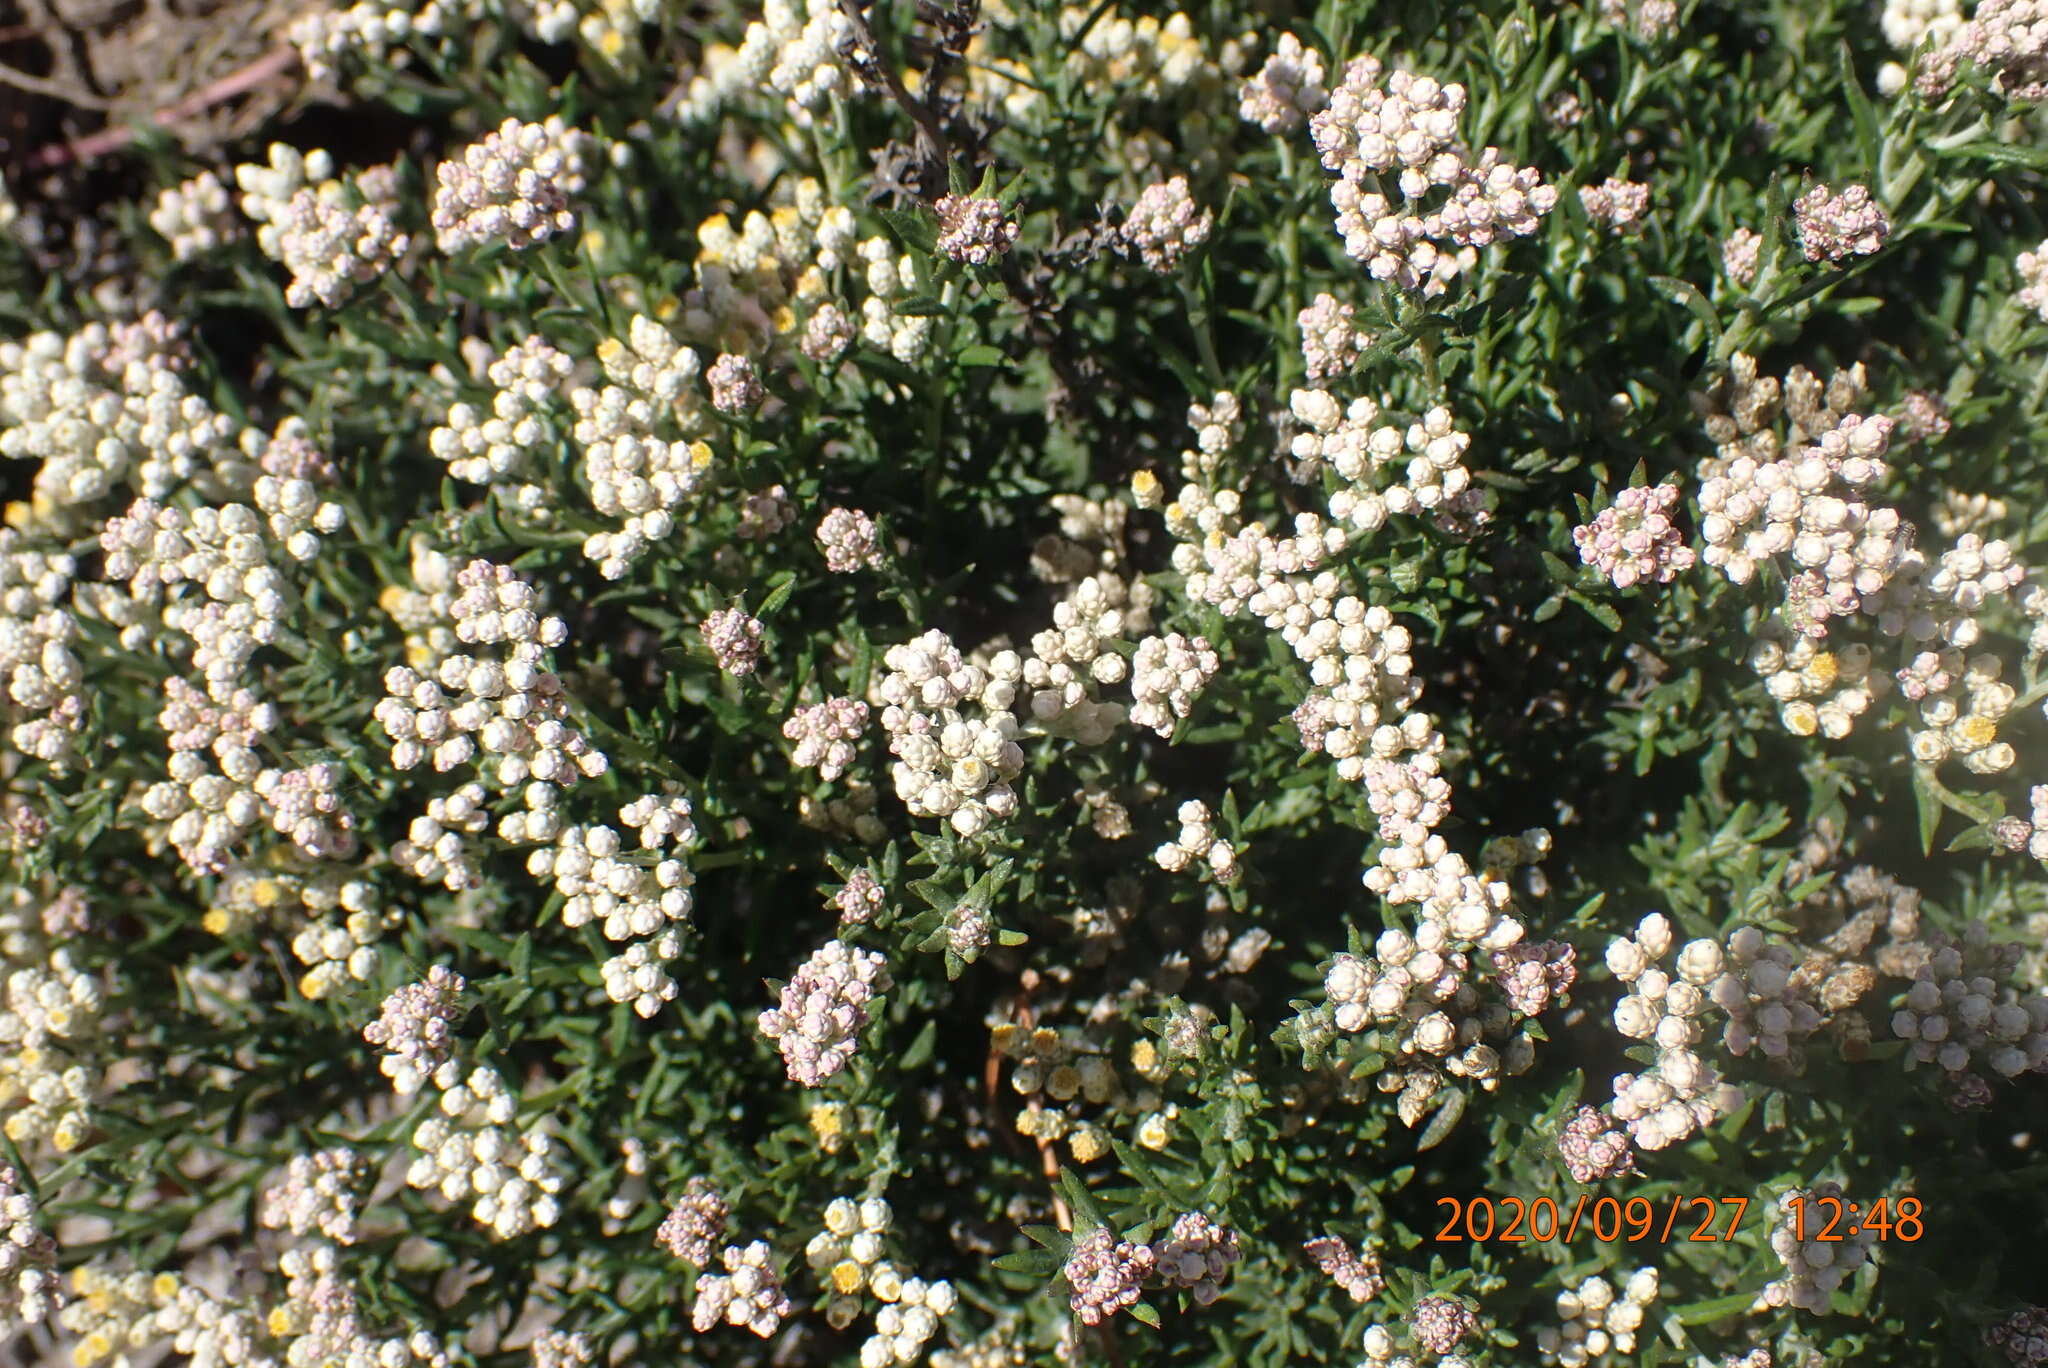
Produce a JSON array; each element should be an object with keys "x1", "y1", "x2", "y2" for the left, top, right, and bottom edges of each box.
[
  {"x1": 802, "y1": 1194, "x2": 961, "y2": 1361},
  {"x1": 1605, "y1": 913, "x2": 1743, "y2": 1150},
  {"x1": 1745, "y1": 628, "x2": 1882, "y2": 740},
  {"x1": 1322, "y1": 860, "x2": 1566, "y2": 1119},
  {"x1": 362, "y1": 965, "x2": 465, "y2": 1095},
  {"x1": 1303, "y1": 1235, "x2": 1385, "y2": 1303},
  {"x1": 1793, "y1": 183, "x2": 1889, "y2": 263},
  {"x1": 1536, "y1": 1270, "x2": 1659, "y2": 1367},
  {"x1": 393, "y1": 781, "x2": 488, "y2": 890},
  {"x1": 808, "y1": 1194, "x2": 894, "y2": 1316},
  {"x1": 2019, "y1": 239, "x2": 2048, "y2": 322},
  {"x1": 432, "y1": 116, "x2": 591, "y2": 253},
  {"x1": 1151, "y1": 478, "x2": 1346, "y2": 616},
  {"x1": 758, "y1": 939, "x2": 891, "y2": 1086},
  {"x1": 875, "y1": 630, "x2": 1026, "y2": 836},
  {"x1": 1129, "y1": 632, "x2": 1219, "y2": 736},
  {"x1": 234, "y1": 145, "x2": 410, "y2": 308},
  {"x1": 101, "y1": 487, "x2": 339, "y2": 689},
  {"x1": 933, "y1": 195, "x2": 1020, "y2": 266},
  {"x1": 407, "y1": 1061, "x2": 567, "y2": 1239},
  {"x1": 1287, "y1": 390, "x2": 1471, "y2": 530},
  {"x1": 1578, "y1": 177, "x2": 1651, "y2": 233},
  {"x1": 817, "y1": 507, "x2": 886, "y2": 573},
  {"x1": 692, "y1": 1240, "x2": 793, "y2": 1338},
  {"x1": 374, "y1": 558, "x2": 608, "y2": 791},
  {"x1": 1918, "y1": 0, "x2": 2048, "y2": 99},
  {"x1": 1119, "y1": 176, "x2": 1213, "y2": 272},
  {"x1": 1758, "y1": 1183, "x2": 1875, "y2": 1313},
  {"x1": 1572, "y1": 484, "x2": 1695, "y2": 589},
  {"x1": 702, "y1": 605, "x2": 766, "y2": 676},
  {"x1": 285, "y1": 0, "x2": 468, "y2": 83},
  {"x1": 1362, "y1": 1300, "x2": 1480, "y2": 1366},
  {"x1": 274, "y1": 1242, "x2": 450, "y2": 1368},
  {"x1": 862, "y1": 1270, "x2": 956, "y2": 1368},
  {"x1": 430, "y1": 335, "x2": 573, "y2": 509},
  {"x1": 1696, "y1": 410, "x2": 1902, "y2": 607},
  {"x1": 707, "y1": 353, "x2": 763, "y2": 414},
  {"x1": 1310, "y1": 55, "x2": 1558, "y2": 295},
  {"x1": 1891, "y1": 922, "x2": 2048, "y2": 1082},
  {"x1": 1151, "y1": 1212, "x2": 1240, "y2": 1305},
  {"x1": 672, "y1": 0, "x2": 855, "y2": 127},
  {"x1": 150, "y1": 171, "x2": 239, "y2": 261},
  {"x1": 740, "y1": 484, "x2": 795, "y2": 540},
  {"x1": 0, "y1": 316, "x2": 245, "y2": 511},
  {"x1": 1153, "y1": 799, "x2": 1239, "y2": 881},
  {"x1": 1708, "y1": 928, "x2": 1825, "y2": 1062},
  {"x1": 855, "y1": 236, "x2": 937, "y2": 363},
  {"x1": 0, "y1": 534, "x2": 83, "y2": 763},
  {"x1": 784, "y1": 698, "x2": 870, "y2": 780},
  {"x1": 141, "y1": 674, "x2": 356, "y2": 876},
  {"x1": 0, "y1": 1164, "x2": 58, "y2": 1326},
  {"x1": 527, "y1": 790, "x2": 699, "y2": 1017},
  {"x1": 151, "y1": 1276, "x2": 271, "y2": 1368},
  {"x1": 1239, "y1": 32, "x2": 1328, "y2": 133},
  {"x1": 1896, "y1": 648, "x2": 2018, "y2": 771},
  {"x1": 1723, "y1": 227, "x2": 1762, "y2": 285},
  {"x1": 260, "y1": 1147, "x2": 366, "y2": 1244},
  {"x1": 1596, "y1": 0, "x2": 1678, "y2": 38},
  {"x1": 530, "y1": 1330, "x2": 596, "y2": 1368},
  {"x1": 1297, "y1": 293, "x2": 1369, "y2": 383},
  {"x1": 1023, "y1": 571, "x2": 1153, "y2": 742},
  {"x1": 1697, "y1": 356, "x2": 2034, "y2": 755},
  {"x1": 657, "y1": 1177, "x2": 729, "y2": 1267},
  {"x1": 286, "y1": 877, "x2": 390, "y2": 1000},
  {"x1": 570, "y1": 315, "x2": 712, "y2": 578}
]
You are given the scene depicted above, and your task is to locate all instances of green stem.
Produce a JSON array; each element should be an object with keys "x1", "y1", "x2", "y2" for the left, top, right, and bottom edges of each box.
[
  {"x1": 1179, "y1": 277, "x2": 1225, "y2": 390},
  {"x1": 1918, "y1": 765, "x2": 2001, "y2": 825}
]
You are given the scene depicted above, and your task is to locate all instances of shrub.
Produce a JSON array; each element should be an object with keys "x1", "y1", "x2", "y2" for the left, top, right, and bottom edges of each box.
[{"x1": 0, "y1": 0, "x2": 2046, "y2": 1365}]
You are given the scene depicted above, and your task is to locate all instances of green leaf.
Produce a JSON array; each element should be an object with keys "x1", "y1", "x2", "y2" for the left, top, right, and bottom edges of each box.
[
  {"x1": 880, "y1": 206, "x2": 938, "y2": 255},
  {"x1": 1673, "y1": 1292, "x2": 1756, "y2": 1326},
  {"x1": 956, "y1": 343, "x2": 1007, "y2": 368},
  {"x1": 756, "y1": 571, "x2": 797, "y2": 617},
  {"x1": 1912, "y1": 765, "x2": 1940, "y2": 856},
  {"x1": 890, "y1": 293, "x2": 948, "y2": 317},
  {"x1": 1648, "y1": 274, "x2": 1723, "y2": 355},
  {"x1": 990, "y1": 1249, "x2": 1062, "y2": 1275},
  {"x1": 1128, "y1": 1301, "x2": 1161, "y2": 1329},
  {"x1": 1838, "y1": 42, "x2": 1883, "y2": 177},
  {"x1": 1929, "y1": 140, "x2": 2048, "y2": 172},
  {"x1": 898, "y1": 1020, "x2": 938, "y2": 1071},
  {"x1": 995, "y1": 929, "x2": 1029, "y2": 946},
  {"x1": 1416, "y1": 1088, "x2": 1466, "y2": 1152},
  {"x1": 1059, "y1": 1168, "x2": 1112, "y2": 1230},
  {"x1": 1568, "y1": 591, "x2": 1623, "y2": 631}
]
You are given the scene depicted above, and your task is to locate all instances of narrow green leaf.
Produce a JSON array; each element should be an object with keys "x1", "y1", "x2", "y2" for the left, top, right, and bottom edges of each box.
[
  {"x1": 756, "y1": 572, "x2": 797, "y2": 617},
  {"x1": 880, "y1": 206, "x2": 938, "y2": 255},
  {"x1": 1416, "y1": 1088, "x2": 1466, "y2": 1152},
  {"x1": 1912, "y1": 766, "x2": 1940, "y2": 856},
  {"x1": 1648, "y1": 275, "x2": 1723, "y2": 355},
  {"x1": 898, "y1": 1021, "x2": 938, "y2": 1071}
]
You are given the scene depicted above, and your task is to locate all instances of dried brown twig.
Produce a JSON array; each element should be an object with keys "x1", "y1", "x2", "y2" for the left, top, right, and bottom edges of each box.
[{"x1": 27, "y1": 44, "x2": 297, "y2": 169}]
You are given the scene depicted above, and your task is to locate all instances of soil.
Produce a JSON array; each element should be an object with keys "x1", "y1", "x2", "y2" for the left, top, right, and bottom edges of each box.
[{"x1": 1, "y1": 0, "x2": 300, "y2": 185}]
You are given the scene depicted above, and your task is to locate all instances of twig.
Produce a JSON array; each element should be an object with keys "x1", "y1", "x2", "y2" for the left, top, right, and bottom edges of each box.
[
  {"x1": 27, "y1": 46, "x2": 299, "y2": 169},
  {"x1": 836, "y1": 0, "x2": 949, "y2": 184},
  {"x1": 0, "y1": 59, "x2": 111, "y2": 108},
  {"x1": 1012, "y1": 969, "x2": 1072, "y2": 1232}
]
